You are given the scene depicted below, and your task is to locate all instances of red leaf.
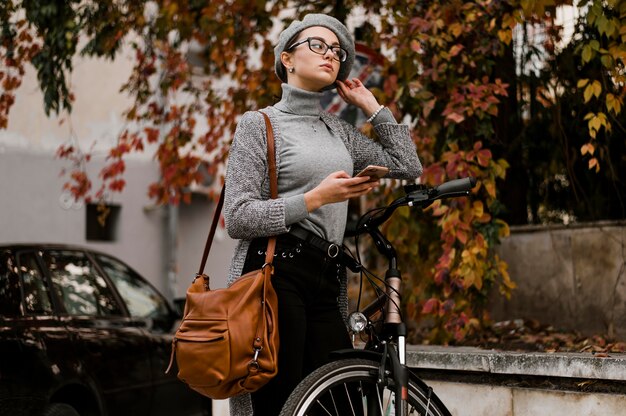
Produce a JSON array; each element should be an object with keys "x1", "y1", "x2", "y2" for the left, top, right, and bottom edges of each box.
[
  {"x1": 477, "y1": 149, "x2": 492, "y2": 167},
  {"x1": 108, "y1": 179, "x2": 126, "y2": 192},
  {"x1": 422, "y1": 298, "x2": 440, "y2": 315},
  {"x1": 145, "y1": 127, "x2": 160, "y2": 143}
]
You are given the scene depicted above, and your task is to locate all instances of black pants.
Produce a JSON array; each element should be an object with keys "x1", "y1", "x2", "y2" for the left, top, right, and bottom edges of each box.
[{"x1": 242, "y1": 233, "x2": 353, "y2": 416}]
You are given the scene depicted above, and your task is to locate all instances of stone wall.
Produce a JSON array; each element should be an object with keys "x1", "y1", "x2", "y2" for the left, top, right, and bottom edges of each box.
[{"x1": 491, "y1": 221, "x2": 626, "y2": 339}]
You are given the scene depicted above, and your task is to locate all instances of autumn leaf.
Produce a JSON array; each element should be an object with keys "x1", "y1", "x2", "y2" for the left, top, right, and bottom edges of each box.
[
  {"x1": 591, "y1": 80, "x2": 602, "y2": 98},
  {"x1": 583, "y1": 84, "x2": 594, "y2": 102},
  {"x1": 606, "y1": 93, "x2": 622, "y2": 114},
  {"x1": 422, "y1": 298, "x2": 440, "y2": 315},
  {"x1": 472, "y1": 201, "x2": 484, "y2": 218},
  {"x1": 446, "y1": 112, "x2": 465, "y2": 124},
  {"x1": 108, "y1": 179, "x2": 126, "y2": 192},
  {"x1": 580, "y1": 143, "x2": 595, "y2": 155},
  {"x1": 449, "y1": 23, "x2": 463, "y2": 38},
  {"x1": 484, "y1": 180, "x2": 497, "y2": 199},
  {"x1": 498, "y1": 29, "x2": 512, "y2": 45},
  {"x1": 144, "y1": 127, "x2": 160, "y2": 143},
  {"x1": 476, "y1": 149, "x2": 491, "y2": 167},
  {"x1": 449, "y1": 44, "x2": 464, "y2": 57}
]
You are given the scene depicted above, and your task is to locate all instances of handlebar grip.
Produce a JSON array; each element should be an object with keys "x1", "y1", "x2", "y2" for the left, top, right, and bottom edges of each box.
[{"x1": 435, "y1": 177, "x2": 476, "y2": 195}]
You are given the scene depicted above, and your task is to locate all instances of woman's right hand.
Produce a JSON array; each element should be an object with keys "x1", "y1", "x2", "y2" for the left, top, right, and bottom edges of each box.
[{"x1": 304, "y1": 171, "x2": 378, "y2": 212}]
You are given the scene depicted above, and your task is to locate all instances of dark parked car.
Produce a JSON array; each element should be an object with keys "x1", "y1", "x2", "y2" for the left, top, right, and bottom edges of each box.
[{"x1": 0, "y1": 244, "x2": 210, "y2": 416}]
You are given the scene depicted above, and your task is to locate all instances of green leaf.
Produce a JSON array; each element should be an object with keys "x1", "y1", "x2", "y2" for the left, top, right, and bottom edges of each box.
[
  {"x1": 601, "y1": 54, "x2": 614, "y2": 68},
  {"x1": 597, "y1": 14, "x2": 609, "y2": 36},
  {"x1": 581, "y1": 44, "x2": 593, "y2": 63}
]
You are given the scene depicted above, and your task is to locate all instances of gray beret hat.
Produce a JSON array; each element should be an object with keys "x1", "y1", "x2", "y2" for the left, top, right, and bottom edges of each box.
[{"x1": 274, "y1": 14, "x2": 355, "y2": 90}]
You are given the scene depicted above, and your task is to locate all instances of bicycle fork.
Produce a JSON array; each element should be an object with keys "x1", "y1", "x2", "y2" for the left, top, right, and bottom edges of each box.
[{"x1": 376, "y1": 340, "x2": 408, "y2": 416}]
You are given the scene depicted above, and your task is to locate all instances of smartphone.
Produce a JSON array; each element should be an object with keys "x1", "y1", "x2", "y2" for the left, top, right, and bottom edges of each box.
[{"x1": 355, "y1": 165, "x2": 389, "y2": 180}]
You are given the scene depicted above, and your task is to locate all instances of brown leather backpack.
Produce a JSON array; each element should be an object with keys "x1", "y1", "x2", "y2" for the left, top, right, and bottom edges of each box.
[{"x1": 166, "y1": 111, "x2": 279, "y2": 399}]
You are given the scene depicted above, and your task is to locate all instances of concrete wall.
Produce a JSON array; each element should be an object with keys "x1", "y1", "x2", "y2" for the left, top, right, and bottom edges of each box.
[{"x1": 491, "y1": 222, "x2": 626, "y2": 339}]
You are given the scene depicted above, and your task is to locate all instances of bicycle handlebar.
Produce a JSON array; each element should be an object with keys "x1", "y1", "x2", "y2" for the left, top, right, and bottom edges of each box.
[{"x1": 353, "y1": 177, "x2": 477, "y2": 235}]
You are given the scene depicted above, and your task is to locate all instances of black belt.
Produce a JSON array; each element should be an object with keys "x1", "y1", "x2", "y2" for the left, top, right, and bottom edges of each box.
[
  {"x1": 289, "y1": 225, "x2": 341, "y2": 258},
  {"x1": 289, "y1": 226, "x2": 362, "y2": 273}
]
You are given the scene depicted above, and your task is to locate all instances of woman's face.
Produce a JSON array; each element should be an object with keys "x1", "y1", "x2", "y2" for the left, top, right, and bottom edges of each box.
[{"x1": 281, "y1": 26, "x2": 342, "y2": 91}]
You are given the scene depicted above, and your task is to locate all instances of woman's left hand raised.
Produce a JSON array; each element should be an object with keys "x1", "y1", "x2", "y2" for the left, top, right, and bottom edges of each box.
[{"x1": 336, "y1": 78, "x2": 381, "y2": 117}]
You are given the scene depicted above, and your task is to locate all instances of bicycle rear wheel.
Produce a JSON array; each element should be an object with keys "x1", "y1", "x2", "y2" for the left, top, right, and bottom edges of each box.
[{"x1": 279, "y1": 358, "x2": 451, "y2": 416}]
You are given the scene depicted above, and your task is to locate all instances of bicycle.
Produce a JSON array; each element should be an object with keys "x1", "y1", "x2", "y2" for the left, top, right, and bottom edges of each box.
[{"x1": 279, "y1": 177, "x2": 477, "y2": 416}]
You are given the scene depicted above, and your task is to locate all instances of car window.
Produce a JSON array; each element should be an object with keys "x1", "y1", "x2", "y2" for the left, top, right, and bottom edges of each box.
[
  {"x1": 0, "y1": 250, "x2": 22, "y2": 316},
  {"x1": 17, "y1": 252, "x2": 53, "y2": 315},
  {"x1": 43, "y1": 250, "x2": 124, "y2": 317},
  {"x1": 95, "y1": 254, "x2": 169, "y2": 319}
]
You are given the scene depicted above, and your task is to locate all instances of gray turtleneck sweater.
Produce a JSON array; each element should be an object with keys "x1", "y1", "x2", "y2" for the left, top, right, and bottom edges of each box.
[
  {"x1": 224, "y1": 83, "x2": 421, "y2": 416},
  {"x1": 224, "y1": 83, "x2": 420, "y2": 245}
]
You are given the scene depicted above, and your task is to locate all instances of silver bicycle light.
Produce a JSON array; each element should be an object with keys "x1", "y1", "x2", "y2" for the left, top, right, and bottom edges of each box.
[{"x1": 348, "y1": 312, "x2": 368, "y2": 333}]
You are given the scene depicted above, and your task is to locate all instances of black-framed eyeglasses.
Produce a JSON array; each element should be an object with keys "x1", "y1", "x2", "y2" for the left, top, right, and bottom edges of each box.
[{"x1": 286, "y1": 37, "x2": 347, "y2": 62}]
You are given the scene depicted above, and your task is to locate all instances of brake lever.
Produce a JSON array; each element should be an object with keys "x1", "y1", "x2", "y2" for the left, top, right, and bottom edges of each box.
[
  {"x1": 406, "y1": 189, "x2": 470, "y2": 206},
  {"x1": 406, "y1": 189, "x2": 431, "y2": 206}
]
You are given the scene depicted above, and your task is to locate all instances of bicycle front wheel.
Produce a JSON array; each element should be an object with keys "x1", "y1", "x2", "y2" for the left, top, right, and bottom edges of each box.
[{"x1": 279, "y1": 358, "x2": 451, "y2": 416}]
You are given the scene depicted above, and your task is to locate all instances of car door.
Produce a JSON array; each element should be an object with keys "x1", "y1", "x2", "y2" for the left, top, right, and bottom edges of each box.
[
  {"x1": 93, "y1": 253, "x2": 210, "y2": 416},
  {"x1": 41, "y1": 248, "x2": 153, "y2": 415},
  {"x1": 1, "y1": 248, "x2": 80, "y2": 415}
]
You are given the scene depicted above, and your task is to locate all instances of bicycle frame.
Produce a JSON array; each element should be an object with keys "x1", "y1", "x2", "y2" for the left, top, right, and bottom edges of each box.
[{"x1": 360, "y1": 224, "x2": 410, "y2": 415}]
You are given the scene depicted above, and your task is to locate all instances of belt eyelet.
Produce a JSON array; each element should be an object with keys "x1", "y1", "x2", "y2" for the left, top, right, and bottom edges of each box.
[{"x1": 327, "y1": 244, "x2": 340, "y2": 258}]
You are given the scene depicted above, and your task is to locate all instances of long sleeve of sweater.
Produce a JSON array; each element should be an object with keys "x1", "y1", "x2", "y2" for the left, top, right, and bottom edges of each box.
[{"x1": 223, "y1": 111, "x2": 291, "y2": 240}]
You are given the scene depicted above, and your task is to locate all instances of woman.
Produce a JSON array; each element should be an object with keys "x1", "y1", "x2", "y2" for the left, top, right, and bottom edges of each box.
[{"x1": 224, "y1": 13, "x2": 422, "y2": 416}]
